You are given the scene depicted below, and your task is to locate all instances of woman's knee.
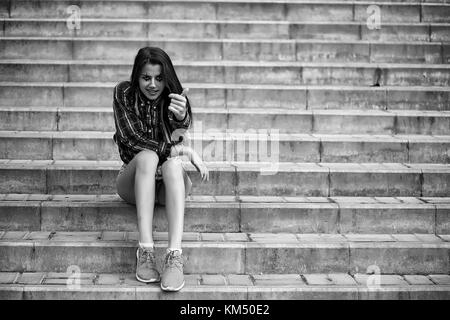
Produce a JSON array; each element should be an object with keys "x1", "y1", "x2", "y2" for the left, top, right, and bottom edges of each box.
[
  {"x1": 162, "y1": 157, "x2": 184, "y2": 181},
  {"x1": 134, "y1": 150, "x2": 159, "y2": 174}
]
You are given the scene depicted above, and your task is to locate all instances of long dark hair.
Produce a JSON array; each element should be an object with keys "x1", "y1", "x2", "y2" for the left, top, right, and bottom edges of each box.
[{"x1": 130, "y1": 47, "x2": 192, "y2": 131}]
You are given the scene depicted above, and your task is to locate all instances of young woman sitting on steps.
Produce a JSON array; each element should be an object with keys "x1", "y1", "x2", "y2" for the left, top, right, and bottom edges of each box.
[{"x1": 113, "y1": 46, "x2": 208, "y2": 292}]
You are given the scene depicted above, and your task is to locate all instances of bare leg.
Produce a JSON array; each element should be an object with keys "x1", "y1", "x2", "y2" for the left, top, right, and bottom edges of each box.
[
  {"x1": 116, "y1": 150, "x2": 159, "y2": 244},
  {"x1": 161, "y1": 157, "x2": 185, "y2": 249}
]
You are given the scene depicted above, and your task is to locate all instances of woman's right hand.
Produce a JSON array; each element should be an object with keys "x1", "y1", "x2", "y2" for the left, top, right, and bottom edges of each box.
[{"x1": 191, "y1": 152, "x2": 209, "y2": 182}]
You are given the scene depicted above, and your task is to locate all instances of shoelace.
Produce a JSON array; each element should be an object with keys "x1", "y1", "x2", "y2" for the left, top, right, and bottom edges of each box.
[
  {"x1": 140, "y1": 249, "x2": 156, "y2": 265},
  {"x1": 164, "y1": 251, "x2": 184, "y2": 272}
]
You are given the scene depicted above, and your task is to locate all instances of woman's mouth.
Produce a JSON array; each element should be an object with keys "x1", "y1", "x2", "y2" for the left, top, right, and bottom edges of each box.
[{"x1": 147, "y1": 90, "x2": 158, "y2": 95}]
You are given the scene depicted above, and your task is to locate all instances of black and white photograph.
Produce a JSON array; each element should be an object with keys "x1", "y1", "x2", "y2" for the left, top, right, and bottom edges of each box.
[{"x1": 0, "y1": 0, "x2": 449, "y2": 307}]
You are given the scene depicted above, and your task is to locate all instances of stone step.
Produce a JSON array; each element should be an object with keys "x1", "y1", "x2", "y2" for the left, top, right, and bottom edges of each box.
[
  {"x1": 4, "y1": 1, "x2": 450, "y2": 23},
  {"x1": 2, "y1": 83, "x2": 450, "y2": 111},
  {"x1": 0, "y1": 231, "x2": 448, "y2": 274},
  {"x1": 0, "y1": 160, "x2": 448, "y2": 197},
  {"x1": 0, "y1": 194, "x2": 448, "y2": 234},
  {"x1": 3, "y1": 81, "x2": 449, "y2": 109},
  {"x1": 1, "y1": 106, "x2": 449, "y2": 135},
  {"x1": 2, "y1": 18, "x2": 450, "y2": 42},
  {"x1": 2, "y1": 60, "x2": 450, "y2": 86},
  {"x1": 0, "y1": 37, "x2": 447, "y2": 63},
  {"x1": 0, "y1": 272, "x2": 449, "y2": 300},
  {"x1": 1, "y1": 131, "x2": 450, "y2": 163}
]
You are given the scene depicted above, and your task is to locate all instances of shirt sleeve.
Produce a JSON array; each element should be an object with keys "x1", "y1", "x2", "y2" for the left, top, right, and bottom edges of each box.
[
  {"x1": 169, "y1": 98, "x2": 192, "y2": 130},
  {"x1": 113, "y1": 83, "x2": 166, "y2": 157}
]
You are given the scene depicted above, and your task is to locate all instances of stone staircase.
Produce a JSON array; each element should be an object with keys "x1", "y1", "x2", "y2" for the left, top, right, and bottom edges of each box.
[{"x1": 0, "y1": 0, "x2": 449, "y2": 300}]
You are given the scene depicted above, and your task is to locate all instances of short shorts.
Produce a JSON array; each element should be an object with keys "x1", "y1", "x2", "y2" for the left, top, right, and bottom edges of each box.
[{"x1": 117, "y1": 157, "x2": 192, "y2": 206}]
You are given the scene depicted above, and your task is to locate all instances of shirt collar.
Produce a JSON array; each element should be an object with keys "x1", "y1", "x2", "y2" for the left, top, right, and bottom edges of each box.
[{"x1": 138, "y1": 89, "x2": 162, "y2": 107}]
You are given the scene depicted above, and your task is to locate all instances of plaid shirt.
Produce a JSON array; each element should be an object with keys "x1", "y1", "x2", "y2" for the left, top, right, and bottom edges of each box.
[{"x1": 112, "y1": 81, "x2": 191, "y2": 165}]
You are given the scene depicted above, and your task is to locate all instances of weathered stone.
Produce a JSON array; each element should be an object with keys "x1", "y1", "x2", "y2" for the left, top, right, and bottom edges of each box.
[
  {"x1": 308, "y1": 89, "x2": 386, "y2": 110},
  {"x1": 241, "y1": 202, "x2": 339, "y2": 233},
  {"x1": 422, "y1": 4, "x2": 450, "y2": 22},
  {"x1": 51, "y1": 232, "x2": 102, "y2": 242},
  {"x1": 413, "y1": 234, "x2": 442, "y2": 242},
  {"x1": 387, "y1": 89, "x2": 450, "y2": 111},
  {"x1": 327, "y1": 273, "x2": 358, "y2": 286},
  {"x1": 237, "y1": 166, "x2": 328, "y2": 197},
  {"x1": 0, "y1": 242, "x2": 34, "y2": 272},
  {"x1": 252, "y1": 274, "x2": 305, "y2": 286},
  {"x1": 26, "y1": 232, "x2": 52, "y2": 240},
  {"x1": 184, "y1": 274, "x2": 201, "y2": 286},
  {"x1": 350, "y1": 243, "x2": 449, "y2": 274},
  {"x1": 101, "y1": 232, "x2": 126, "y2": 242},
  {"x1": 296, "y1": 234, "x2": 347, "y2": 243},
  {"x1": 248, "y1": 286, "x2": 359, "y2": 300},
  {"x1": 32, "y1": 243, "x2": 136, "y2": 273},
  {"x1": 224, "y1": 233, "x2": 249, "y2": 242},
  {"x1": 227, "y1": 274, "x2": 253, "y2": 286},
  {"x1": 224, "y1": 41, "x2": 296, "y2": 62},
  {"x1": 201, "y1": 274, "x2": 227, "y2": 286},
  {"x1": 297, "y1": 42, "x2": 369, "y2": 63},
  {"x1": 23, "y1": 286, "x2": 136, "y2": 300},
  {"x1": 340, "y1": 204, "x2": 435, "y2": 234},
  {"x1": 0, "y1": 168, "x2": 46, "y2": 194},
  {"x1": 137, "y1": 286, "x2": 246, "y2": 300},
  {"x1": 329, "y1": 169, "x2": 421, "y2": 197},
  {"x1": 404, "y1": 275, "x2": 434, "y2": 285},
  {"x1": 362, "y1": 25, "x2": 429, "y2": 42},
  {"x1": 245, "y1": 243, "x2": 349, "y2": 274},
  {"x1": 0, "y1": 85, "x2": 62, "y2": 107},
  {"x1": 0, "y1": 287, "x2": 24, "y2": 300},
  {"x1": 370, "y1": 43, "x2": 442, "y2": 64},
  {"x1": 41, "y1": 202, "x2": 138, "y2": 231},
  {"x1": 303, "y1": 274, "x2": 334, "y2": 285},
  {"x1": 422, "y1": 172, "x2": 450, "y2": 197},
  {"x1": 354, "y1": 274, "x2": 409, "y2": 286},
  {"x1": 0, "y1": 202, "x2": 41, "y2": 231},
  {"x1": 344, "y1": 234, "x2": 395, "y2": 242},
  {"x1": 2, "y1": 231, "x2": 29, "y2": 240},
  {"x1": 249, "y1": 233, "x2": 299, "y2": 243},
  {"x1": 355, "y1": 4, "x2": 420, "y2": 22},
  {"x1": 46, "y1": 168, "x2": 117, "y2": 194},
  {"x1": 0, "y1": 272, "x2": 18, "y2": 284},
  {"x1": 96, "y1": 274, "x2": 121, "y2": 286},
  {"x1": 16, "y1": 272, "x2": 45, "y2": 285},
  {"x1": 200, "y1": 233, "x2": 225, "y2": 242},
  {"x1": 391, "y1": 234, "x2": 421, "y2": 242},
  {"x1": 429, "y1": 275, "x2": 450, "y2": 285}
]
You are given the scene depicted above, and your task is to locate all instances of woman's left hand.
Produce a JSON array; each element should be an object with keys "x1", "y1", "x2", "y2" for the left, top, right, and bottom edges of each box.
[{"x1": 168, "y1": 88, "x2": 189, "y2": 121}]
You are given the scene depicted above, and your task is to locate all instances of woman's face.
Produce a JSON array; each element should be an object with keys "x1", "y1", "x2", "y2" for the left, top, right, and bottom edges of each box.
[{"x1": 139, "y1": 63, "x2": 165, "y2": 100}]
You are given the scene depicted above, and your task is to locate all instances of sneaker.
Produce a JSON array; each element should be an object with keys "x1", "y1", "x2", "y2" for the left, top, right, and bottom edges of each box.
[
  {"x1": 160, "y1": 250, "x2": 185, "y2": 291},
  {"x1": 135, "y1": 247, "x2": 160, "y2": 283}
]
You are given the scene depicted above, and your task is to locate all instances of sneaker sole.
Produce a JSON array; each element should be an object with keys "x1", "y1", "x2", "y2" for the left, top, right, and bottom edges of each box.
[
  {"x1": 136, "y1": 274, "x2": 160, "y2": 283},
  {"x1": 161, "y1": 280, "x2": 185, "y2": 292}
]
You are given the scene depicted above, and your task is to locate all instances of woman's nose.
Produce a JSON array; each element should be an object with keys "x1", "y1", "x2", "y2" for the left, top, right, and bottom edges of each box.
[{"x1": 148, "y1": 78, "x2": 156, "y2": 88}]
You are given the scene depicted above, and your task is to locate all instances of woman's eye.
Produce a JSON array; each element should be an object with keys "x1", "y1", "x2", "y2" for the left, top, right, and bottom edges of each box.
[{"x1": 142, "y1": 76, "x2": 162, "y2": 82}]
